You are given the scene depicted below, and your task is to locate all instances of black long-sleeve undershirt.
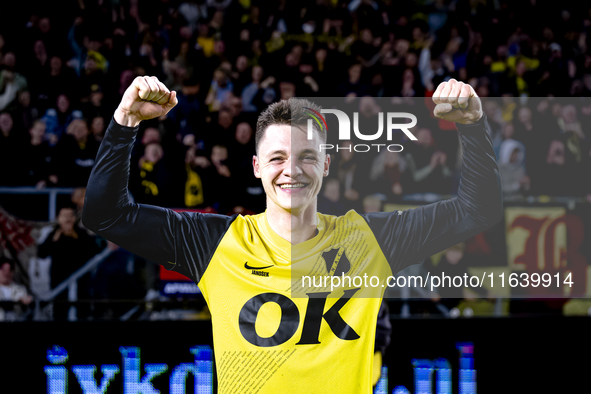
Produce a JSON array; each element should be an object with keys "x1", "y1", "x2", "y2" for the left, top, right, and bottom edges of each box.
[{"x1": 82, "y1": 115, "x2": 502, "y2": 282}]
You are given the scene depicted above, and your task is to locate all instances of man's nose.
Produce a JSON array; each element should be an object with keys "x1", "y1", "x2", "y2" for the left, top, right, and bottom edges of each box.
[{"x1": 282, "y1": 157, "x2": 302, "y2": 177}]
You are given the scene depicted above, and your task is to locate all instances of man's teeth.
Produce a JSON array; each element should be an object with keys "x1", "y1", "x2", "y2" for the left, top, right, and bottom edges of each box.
[{"x1": 280, "y1": 183, "x2": 306, "y2": 189}]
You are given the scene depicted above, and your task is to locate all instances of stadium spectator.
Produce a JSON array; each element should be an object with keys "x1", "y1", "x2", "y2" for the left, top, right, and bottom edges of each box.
[
  {"x1": 429, "y1": 242, "x2": 488, "y2": 312},
  {"x1": 403, "y1": 127, "x2": 453, "y2": 194},
  {"x1": 231, "y1": 55, "x2": 251, "y2": 95},
  {"x1": 369, "y1": 149, "x2": 406, "y2": 200},
  {"x1": 336, "y1": 140, "x2": 363, "y2": 210},
  {"x1": 167, "y1": 76, "x2": 205, "y2": 142},
  {"x1": 210, "y1": 107, "x2": 235, "y2": 147},
  {"x1": 0, "y1": 111, "x2": 16, "y2": 144},
  {"x1": 0, "y1": 257, "x2": 32, "y2": 305},
  {"x1": 179, "y1": 0, "x2": 209, "y2": 33},
  {"x1": 0, "y1": 112, "x2": 20, "y2": 186},
  {"x1": 42, "y1": 93, "x2": 83, "y2": 146},
  {"x1": 130, "y1": 142, "x2": 171, "y2": 206},
  {"x1": 338, "y1": 63, "x2": 369, "y2": 97},
  {"x1": 318, "y1": 178, "x2": 346, "y2": 216},
  {"x1": 206, "y1": 68, "x2": 234, "y2": 112},
  {"x1": 37, "y1": 204, "x2": 101, "y2": 320},
  {"x1": 13, "y1": 90, "x2": 39, "y2": 133},
  {"x1": 52, "y1": 119, "x2": 99, "y2": 187},
  {"x1": 25, "y1": 40, "x2": 49, "y2": 91},
  {"x1": 278, "y1": 81, "x2": 296, "y2": 100},
  {"x1": 0, "y1": 256, "x2": 33, "y2": 321},
  {"x1": 362, "y1": 194, "x2": 384, "y2": 214},
  {"x1": 131, "y1": 126, "x2": 162, "y2": 161},
  {"x1": 242, "y1": 65, "x2": 276, "y2": 113},
  {"x1": 81, "y1": 84, "x2": 110, "y2": 121},
  {"x1": 207, "y1": 144, "x2": 233, "y2": 211},
  {"x1": 184, "y1": 143, "x2": 209, "y2": 208},
  {"x1": 31, "y1": 55, "x2": 77, "y2": 114},
  {"x1": 89, "y1": 116, "x2": 106, "y2": 142},
  {"x1": 0, "y1": 52, "x2": 28, "y2": 112},
  {"x1": 228, "y1": 122, "x2": 264, "y2": 212},
  {"x1": 16, "y1": 120, "x2": 54, "y2": 188},
  {"x1": 498, "y1": 138, "x2": 529, "y2": 196}
]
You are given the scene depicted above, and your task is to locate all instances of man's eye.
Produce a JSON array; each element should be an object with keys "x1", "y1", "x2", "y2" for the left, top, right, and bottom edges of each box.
[
  {"x1": 302, "y1": 156, "x2": 316, "y2": 161},
  {"x1": 270, "y1": 157, "x2": 281, "y2": 162}
]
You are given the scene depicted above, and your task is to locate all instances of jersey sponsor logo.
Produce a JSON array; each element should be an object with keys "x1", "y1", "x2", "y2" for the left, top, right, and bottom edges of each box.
[
  {"x1": 245, "y1": 262, "x2": 273, "y2": 277},
  {"x1": 244, "y1": 262, "x2": 274, "y2": 270},
  {"x1": 238, "y1": 289, "x2": 361, "y2": 347},
  {"x1": 251, "y1": 270, "x2": 269, "y2": 277}
]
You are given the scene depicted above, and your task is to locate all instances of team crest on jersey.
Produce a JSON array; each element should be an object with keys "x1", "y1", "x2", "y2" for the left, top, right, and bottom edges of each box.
[{"x1": 321, "y1": 246, "x2": 351, "y2": 276}]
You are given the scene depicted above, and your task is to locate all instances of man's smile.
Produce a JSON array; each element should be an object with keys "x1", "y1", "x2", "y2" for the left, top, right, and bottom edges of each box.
[{"x1": 278, "y1": 182, "x2": 309, "y2": 189}]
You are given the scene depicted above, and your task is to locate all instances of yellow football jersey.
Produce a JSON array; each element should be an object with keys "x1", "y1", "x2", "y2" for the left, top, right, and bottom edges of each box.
[{"x1": 196, "y1": 210, "x2": 390, "y2": 393}]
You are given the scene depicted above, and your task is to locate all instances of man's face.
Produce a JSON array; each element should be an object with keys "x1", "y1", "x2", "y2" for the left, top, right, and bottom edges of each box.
[
  {"x1": 57, "y1": 95, "x2": 69, "y2": 113},
  {"x1": 50, "y1": 56, "x2": 62, "y2": 72},
  {"x1": 0, "y1": 262, "x2": 12, "y2": 285},
  {"x1": 218, "y1": 110, "x2": 233, "y2": 129},
  {"x1": 57, "y1": 208, "x2": 76, "y2": 232},
  {"x1": 142, "y1": 128, "x2": 161, "y2": 145},
  {"x1": 91, "y1": 117, "x2": 105, "y2": 136},
  {"x1": 235, "y1": 122, "x2": 252, "y2": 145},
  {"x1": 253, "y1": 125, "x2": 330, "y2": 214},
  {"x1": 0, "y1": 113, "x2": 13, "y2": 133},
  {"x1": 416, "y1": 128, "x2": 433, "y2": 148},
  {"x1": 236, "y1": 55, "x2": 248, "y2": 72},
  {"x1": 211, "y1": 146, "x2": 228, "y2": 165},
  {"x1": 30, "y1": 122, "x2": 46, "y2": 139},
  {"x1": 144, "y1": 143, "x2": 163, "y2": 163},
  {"x1": 252, "y1": 66, "x2": 263, "y2": 81},
  {"x1": 214, "y1": 70, "x2": 225, "y2": 85},
  {"x1": 71, "y1": 121, "x2": 89, "y2": 142}
]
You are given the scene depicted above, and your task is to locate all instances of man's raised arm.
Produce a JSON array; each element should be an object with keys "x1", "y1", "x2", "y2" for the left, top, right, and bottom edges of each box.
[
  {"x1": 82, "y1": 76, "x2": 235, "y2": 283},
  {"x1": 362, "y1": 79, "x2": 503, "y2": 274}
]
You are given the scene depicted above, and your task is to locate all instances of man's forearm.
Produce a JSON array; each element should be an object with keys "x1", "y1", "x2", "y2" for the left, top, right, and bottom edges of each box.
[
  {"x1": 455, "y1": 114, "x2": 503, "y2": 228},
  {"x1": 81, "y1": 117, "x2": 139, "y2": 232}
]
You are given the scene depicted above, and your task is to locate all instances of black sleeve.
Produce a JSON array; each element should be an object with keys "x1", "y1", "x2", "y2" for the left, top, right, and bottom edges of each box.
[
  {"x1": 82, "y1": 118, "x2": 236, "y2": 283},
  {"x1": 361, "y1": 115, "x2": 503, "y2": 275},
  {"x1": 37, "y1": 229, "x2": 58, "y2": 259}
]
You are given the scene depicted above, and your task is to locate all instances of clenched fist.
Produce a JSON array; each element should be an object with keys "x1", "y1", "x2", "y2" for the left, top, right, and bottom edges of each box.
[
  {"x1": 432, "y1": 79, "x2": 482, "y2": 125},
  {"x1": 114, "y1": 76, "x2": 178, "y2": 127}
]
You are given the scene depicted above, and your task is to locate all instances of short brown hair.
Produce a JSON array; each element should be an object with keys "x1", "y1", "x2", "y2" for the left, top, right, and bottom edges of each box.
[{"x1": 255, "y1": 97, "x2": 327, "y2": 154}]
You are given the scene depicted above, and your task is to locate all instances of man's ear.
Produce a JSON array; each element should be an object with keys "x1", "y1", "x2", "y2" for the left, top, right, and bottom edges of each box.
[
  {"x1": 323, "y1": 153, "x2": 331, "y2": 177},
  {"x1": 253, "y1": 155, "x2": 261, "y2": 178}
]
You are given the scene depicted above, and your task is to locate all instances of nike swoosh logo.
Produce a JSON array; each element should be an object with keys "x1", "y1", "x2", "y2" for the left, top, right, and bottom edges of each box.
[{"x1": 244, "y1": 262, "x2": 274, "y2": 270}]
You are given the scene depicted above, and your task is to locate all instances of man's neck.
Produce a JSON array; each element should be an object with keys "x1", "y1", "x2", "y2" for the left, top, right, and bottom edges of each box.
[{"x1": 266, "y1": 201, "x2": 318, "y2": 245}]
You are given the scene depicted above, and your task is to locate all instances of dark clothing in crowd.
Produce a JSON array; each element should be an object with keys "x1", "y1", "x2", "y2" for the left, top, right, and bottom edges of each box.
[
  {"x1": 130, "y1": 160, "x2": 173, "y2": 207},
  {"x1": 0, "y1": 133, "x2": 22, "y2": 186},
  {"x1": 16, "y1": 140, "x2": 53, "y2": 186},
  {"x1": 52, "y1": 135, "x2": 99, "y2": 187},
  {"x1": 227, "y1": 141, "x2": 265, "y2": 213},
  {"x1": 429, "y1": 254, "x2": 488, "y2": 301},
  {"x1": 37, "y1": 227, "x2": 101, "y2": 320}
]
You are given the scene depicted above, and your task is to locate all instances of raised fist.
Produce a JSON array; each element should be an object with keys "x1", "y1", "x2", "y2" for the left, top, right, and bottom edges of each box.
[
  {"x1": 115, "y1": 76, "x2": 178, "y2": 127},
  {"x1": 432, "y1": 79, "x2": 483, "y2": 125}
]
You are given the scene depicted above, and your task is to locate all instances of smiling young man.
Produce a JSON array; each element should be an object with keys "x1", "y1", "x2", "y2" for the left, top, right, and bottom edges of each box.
[
  {"x1": 253, "y1": 99, "x2": 331, "y2": 245},
  {"x1": 83, "y1": 76, "x2": 502, "y2": 393}
]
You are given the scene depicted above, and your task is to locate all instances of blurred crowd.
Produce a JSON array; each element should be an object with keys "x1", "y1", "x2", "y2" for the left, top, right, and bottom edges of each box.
[
  {"x1": 1, "y1": 0, "x2": 591, "y2": 319},
  {"x1": 1, "y1": 0, "x2": 591, "y2": 212}
]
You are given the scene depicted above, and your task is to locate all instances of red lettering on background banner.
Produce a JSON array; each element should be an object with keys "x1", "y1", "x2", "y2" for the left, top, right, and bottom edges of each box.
[{"x1": 509, "y1": 212, "x2": 587, "y2": 297}]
